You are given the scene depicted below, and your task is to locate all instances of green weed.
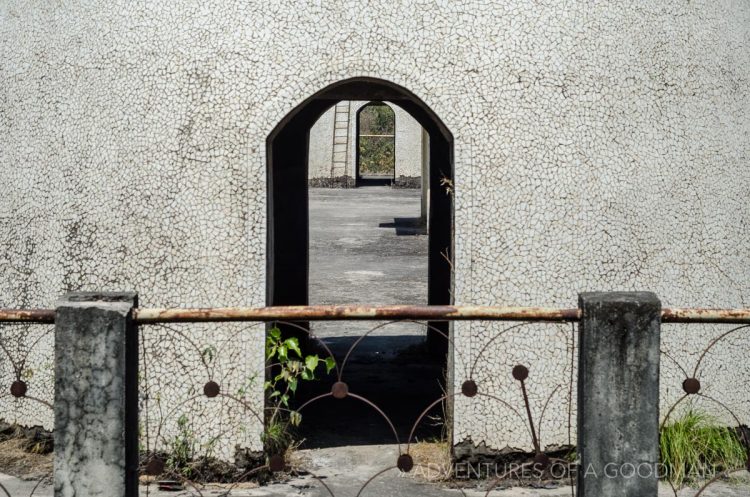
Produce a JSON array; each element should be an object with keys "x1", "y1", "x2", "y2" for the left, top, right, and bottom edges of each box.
[{"x1": 660, "y1": 409, "x2": 746, "y2": 487}]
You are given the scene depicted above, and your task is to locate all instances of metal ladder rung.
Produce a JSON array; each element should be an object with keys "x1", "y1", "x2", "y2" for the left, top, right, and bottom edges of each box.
[{"x1": 331, "y1": 101, "x2": 351, "y2": 179}]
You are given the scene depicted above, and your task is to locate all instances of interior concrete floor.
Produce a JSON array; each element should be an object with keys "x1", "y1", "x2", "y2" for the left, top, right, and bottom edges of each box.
[{"x1": 308, "y1": 186, "x2": 427, "y2": 338}]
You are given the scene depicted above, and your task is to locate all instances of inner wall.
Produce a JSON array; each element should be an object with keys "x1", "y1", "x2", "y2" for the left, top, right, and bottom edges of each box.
[{"x1": 308, "y1": 100, "x2": 423, "y2": 188}]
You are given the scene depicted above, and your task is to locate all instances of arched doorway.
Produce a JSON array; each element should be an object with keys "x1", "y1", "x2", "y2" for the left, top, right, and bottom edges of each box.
[
  {"x1": 267, "y1": 78, "x2": 453, "y2": 319},
  {"x1": 356, "y1": 101, "x2": 396, "y2": 185},
  {"x1": 266, "y1": 78, "x2": 454, "y2": 444}
]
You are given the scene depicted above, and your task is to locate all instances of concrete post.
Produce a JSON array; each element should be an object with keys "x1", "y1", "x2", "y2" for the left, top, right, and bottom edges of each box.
[
  {"x1": 577, "y1": 292, "x2": 661, "y2": 497},
  {"x1": 55, "y1": 292, "x2": 139, "y2": 497}
]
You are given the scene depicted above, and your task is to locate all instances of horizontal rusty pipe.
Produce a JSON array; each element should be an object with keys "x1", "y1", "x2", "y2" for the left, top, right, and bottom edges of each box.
[
  {"x1": 132, "y1": 305, "x2": 582, "y2": 324},
  {"x1": 129, "y1": 306, "x2": 750, "y2": 324},
  {"x1": 0, "y1": 308, "x2": 55, "y2": 324},
  {"x1": 660, "y1": 307, "x2": 750, "y2": 324},
  {"x1": 2, "y1": 305, "x2": 750, "y2": 325}
]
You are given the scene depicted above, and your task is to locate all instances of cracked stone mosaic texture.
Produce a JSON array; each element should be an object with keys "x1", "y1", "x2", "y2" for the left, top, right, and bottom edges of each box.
[{"x1": 1, "y1": 1, "x2": 749, "y2": 458}]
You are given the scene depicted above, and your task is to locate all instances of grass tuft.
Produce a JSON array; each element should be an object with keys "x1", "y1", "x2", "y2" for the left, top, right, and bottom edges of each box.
[{"x1": 660, "y1": 409, "x2": 746, "y2": 487}]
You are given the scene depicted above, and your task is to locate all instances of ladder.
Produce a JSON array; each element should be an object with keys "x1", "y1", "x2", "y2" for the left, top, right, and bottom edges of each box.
[{"x1": 331, "y1": 101, "x2": 351, "y2": 183}]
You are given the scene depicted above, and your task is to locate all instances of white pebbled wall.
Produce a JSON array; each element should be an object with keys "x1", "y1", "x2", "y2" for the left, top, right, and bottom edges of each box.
[{"x1": 0, "y1": 1, "x2": 749, "y2": 459}]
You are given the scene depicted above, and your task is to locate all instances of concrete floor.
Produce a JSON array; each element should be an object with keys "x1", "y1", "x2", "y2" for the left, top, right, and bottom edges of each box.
[
  {"x1": 299, "y1": 187, "x2": 443, "y2": 448},
  {"x1": 6, "y1": 454, "x2": 750, "y2": 497},
  {"x1": 309, "y1": 186, "x2": 427, "y2": 339}
]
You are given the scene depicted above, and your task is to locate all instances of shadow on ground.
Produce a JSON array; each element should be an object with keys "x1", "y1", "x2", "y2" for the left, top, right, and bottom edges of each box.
[
  {"x1": 294, "y1": 335, "x2": 446, "y2": 448},
  {"x1": 378, "y1": 217, "x2": 427, "y2": 236}
]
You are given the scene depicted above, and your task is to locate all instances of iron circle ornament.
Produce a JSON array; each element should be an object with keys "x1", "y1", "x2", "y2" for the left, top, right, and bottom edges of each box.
[
  {"x1": 682, "y1": 377, "x2": 701, "y2": 395},
  {"x1": 512, "y1": 365, "x2": 529, "y2": 381},
  {"x1": 10, "y1": 380, "x2": 27, "y2": 398},
  {"x1": 397, "y1": 453, "x2": 414, "y2": 472},
  {"x1": 203, "y1": 380, "x2": 220, "y2": 398},
  {"x1": 331, "y1": 381, "x2": 349, "y2": 399},
  {"x1": 461, "y1": 379, "x2": 478, "y2": 397}
]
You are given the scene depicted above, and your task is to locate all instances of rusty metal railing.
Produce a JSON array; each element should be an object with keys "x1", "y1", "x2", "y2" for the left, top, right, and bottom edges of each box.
[
  {"x1": 2, "y1": 304, "x2": 750, "y2": 324},
  {"x1": 0, "y1": 308, "x2": 55, "y2": 323},
  {"x1": 2, "y1": 298, "x2": 750, "y2": 496}
]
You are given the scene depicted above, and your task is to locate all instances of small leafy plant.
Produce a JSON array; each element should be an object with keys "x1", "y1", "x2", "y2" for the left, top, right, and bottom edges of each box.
[
  {"x1": 167, "y1": 413, "x2": 196, "y2": 477},
  {"x1": 263, "y1": 326, "x2": 335, "y2": 454}
]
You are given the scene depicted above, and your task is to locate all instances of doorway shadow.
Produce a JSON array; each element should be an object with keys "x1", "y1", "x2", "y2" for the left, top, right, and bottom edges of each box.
[
  {"x1": 378, "y1": 217, "x2": 427, "y2": 236},
  {"x1": 357, "y1": 177, "x2": 394, "y2": 186},
  {"x1": 296, "y1": 335, "x2": 445, "y2": 448}
]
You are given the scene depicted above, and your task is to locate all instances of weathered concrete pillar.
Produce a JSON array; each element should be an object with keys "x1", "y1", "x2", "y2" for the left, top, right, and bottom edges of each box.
[
  {"x1": 55, "y1": 292, "x2": 139, "y2": 497},
  {"x1": 577, "y1": 292, "x2": 661, "y2": 497}
]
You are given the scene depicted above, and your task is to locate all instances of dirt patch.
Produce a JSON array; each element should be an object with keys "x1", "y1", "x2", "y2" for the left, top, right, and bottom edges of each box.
[
  {"x1": 410, "y1": 442, "x2": 452, "y2": 481},
  {"x1": 0, "y1": 438, "x2": 52, "y2": 482},
  {"x1": 0, "y1": 422, "x2": 53, "y2": 482}
]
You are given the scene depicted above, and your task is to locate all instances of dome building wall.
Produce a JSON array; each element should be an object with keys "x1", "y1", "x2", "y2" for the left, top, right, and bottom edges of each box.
[{"x1": 0, "y1": 1, "x2": 748, "y2": 458}]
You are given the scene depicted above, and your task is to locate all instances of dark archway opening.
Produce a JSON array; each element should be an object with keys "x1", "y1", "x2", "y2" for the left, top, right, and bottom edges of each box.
[{"x1": 267, "y1": 78, "x2": 453, "y2": 447}]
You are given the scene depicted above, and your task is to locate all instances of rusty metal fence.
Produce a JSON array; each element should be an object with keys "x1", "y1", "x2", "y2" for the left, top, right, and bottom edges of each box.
[{"x1": 0, "y1": 297, "x2": 749, "y2": 497}]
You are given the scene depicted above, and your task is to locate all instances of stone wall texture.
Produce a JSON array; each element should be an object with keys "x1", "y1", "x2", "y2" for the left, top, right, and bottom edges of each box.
[{"x1": 1, "y1": 0, "x2": 749, "y2": 457}]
